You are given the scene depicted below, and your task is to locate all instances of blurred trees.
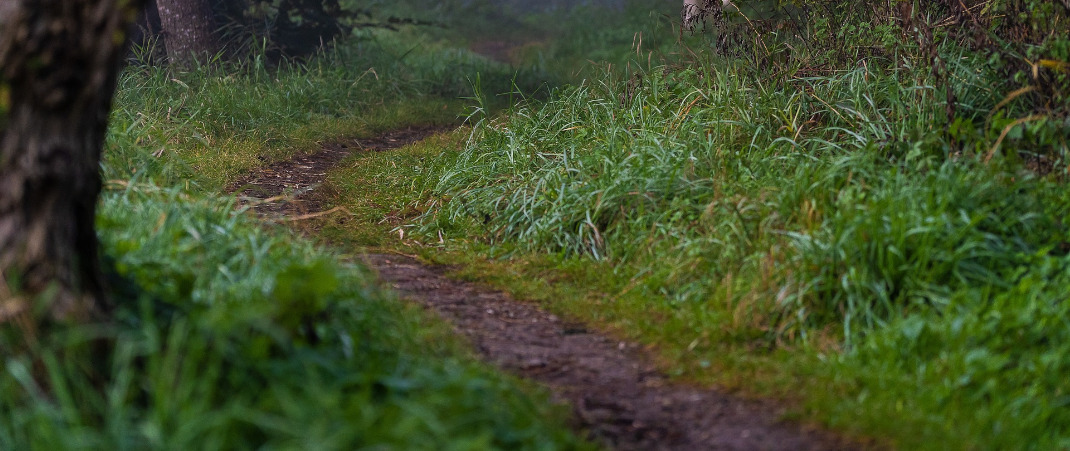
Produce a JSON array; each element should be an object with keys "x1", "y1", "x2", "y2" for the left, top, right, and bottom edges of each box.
[
  {"x1": 215, "y1": 0, "x2": 348, "y2": 59},
  {"x1": 137, "y1": 0, "x2": 407, "y2": 64},
  {"x1": 686, "y1": 0, "x2": 1069, "y2": 119},
  {"x1": 138, "y1": 0, "x2": 588, "y2": 65}
]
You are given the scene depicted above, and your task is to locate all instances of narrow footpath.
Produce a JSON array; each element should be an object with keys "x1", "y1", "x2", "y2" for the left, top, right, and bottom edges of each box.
[{"x1": 229, "y1": 127, "x2": 866, "y2": 451}]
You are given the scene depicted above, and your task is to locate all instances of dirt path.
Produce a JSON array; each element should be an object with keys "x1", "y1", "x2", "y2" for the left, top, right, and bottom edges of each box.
[
  {"x1": 229, "y1": 125, "x2": 448, "y2": 219},
  {"x1": 470, "y1": 40, "x2": 521, "y2": 64},
  {"x1": 232, "y1": 128, "x2": 865, "y2": 451}
]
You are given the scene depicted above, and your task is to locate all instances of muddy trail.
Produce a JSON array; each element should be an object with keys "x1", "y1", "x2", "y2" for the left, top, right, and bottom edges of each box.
[{"x1": 231, "y1": 127, "x2": 866, "y2": 451}]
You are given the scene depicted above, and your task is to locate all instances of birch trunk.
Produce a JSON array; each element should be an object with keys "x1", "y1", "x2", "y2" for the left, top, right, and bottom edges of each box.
[{"x1": 156, "y1": 0, "x2": 218, "y2": 66}]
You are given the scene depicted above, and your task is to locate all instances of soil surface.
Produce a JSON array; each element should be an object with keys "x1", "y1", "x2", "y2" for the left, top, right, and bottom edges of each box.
[
  {"x1": 228, "y1": 126, "x2": 448, "y2": 219},
  {"x1": 367, "y1": 253, "x2": 860, "y2": 451},
  {"x1": 232, "y1": 127, "x2": 868, "y2": 451},
  {"x1": 470, "y1": 40, "x2": 521, "y2": 64}
]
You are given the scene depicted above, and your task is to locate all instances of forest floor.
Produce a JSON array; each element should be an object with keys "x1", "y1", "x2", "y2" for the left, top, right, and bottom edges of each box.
[{"x1": 228, "y1": 126, "x2": 870, "y2": 450}]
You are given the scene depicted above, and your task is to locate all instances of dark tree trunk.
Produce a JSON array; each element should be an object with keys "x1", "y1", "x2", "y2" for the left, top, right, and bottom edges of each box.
[
  {"x1": 273, "y1": 0, "x2": 346, "y2": 58},
  {"x1": 0, "y1": 0, "x2": 143, "y2": 331},
  {"x1": 129, "y1": 0, "x2": 166, "y2": 65},
  {"x1": 133, "y1": 0, "x2": 163, "y2": 47},
  {"x1": 156, "y1": 0, "x2": 219, "y2": 66}
]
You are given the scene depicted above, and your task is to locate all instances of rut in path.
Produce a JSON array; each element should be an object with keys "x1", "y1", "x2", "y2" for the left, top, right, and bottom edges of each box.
[{"x1": 231, "y1": 126, "x2": 867, "y2": 451}]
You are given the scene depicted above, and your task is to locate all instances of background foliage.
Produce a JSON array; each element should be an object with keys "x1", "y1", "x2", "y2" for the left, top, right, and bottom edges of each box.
[{"x1": 401, "y1": 0, "x2": 1070, "y2": 448}]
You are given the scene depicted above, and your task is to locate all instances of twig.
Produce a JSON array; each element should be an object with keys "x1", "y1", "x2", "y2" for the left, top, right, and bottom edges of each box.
[
  {"x1": 984, "y1": 114, "x2": 1047, "y2": 163},
  {"x1": 237, "y1": 194, "x2": 295, "y2": 207},
  {"x1": 104, "y1": 179, "x2": 195, "y2": 200},
  {"x1": 669, "y1": 90, "x2": 706, "y2": 132},
  {"x1": 272, "y1": 206, "x2": 351, "y2": 222}
]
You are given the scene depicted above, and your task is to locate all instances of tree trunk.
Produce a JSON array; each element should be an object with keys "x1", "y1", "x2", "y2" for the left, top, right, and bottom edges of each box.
[
  {"x1": 133, "y1": 0, "x2": 163, "y2": 47},
  {"x1": 156, "y1": 0, "x2": 218, "y2": 66},
  {"x1": 0, "y1": 0, "x2": 143, "y2": 332}
]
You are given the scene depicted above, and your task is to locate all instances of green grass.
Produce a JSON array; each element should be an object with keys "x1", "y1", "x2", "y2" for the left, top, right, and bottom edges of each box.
[
  {"x1": 316, "y1": 33, "x2": 1070, "y2": 449},
  {"x1": 9, "y1": 1, "x2": 1065, "y2": 449},
  {"x1": 106, "y1": 27, "x2": 555, "y2": 191},
  {"x1": 287, "y1": 4, "x2": 1070, "y2": 445},
  {"x1": 0, "y1": 184, "x2": 592, "y2": 450},
  {"x1": 1, "y1": 19, "x2": 601, "y2": 451},
  {"x1": 316, "y1": 130, "x2": 470, "y2": 248}
]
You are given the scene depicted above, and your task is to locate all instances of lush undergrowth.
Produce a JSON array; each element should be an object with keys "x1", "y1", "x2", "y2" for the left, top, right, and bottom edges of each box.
[
  {"x1": 7, "y1": 0, "x2": 1067, "y2": 448},
  {"x1": 2, "y1": 19, "x2": 597, "y2": 451},
  {"x1": 344, "y1": 5, "x2": 1070, "y2": 449},
  {"x1": 107, "y1": 26, "x2": 556, "y2": 190},
  {"x1": 405, "y1": 73, "x2": 1070, "y2": 448},
  {"x1": 1, "y1": 186, "x2": 591, "y2": 450}
]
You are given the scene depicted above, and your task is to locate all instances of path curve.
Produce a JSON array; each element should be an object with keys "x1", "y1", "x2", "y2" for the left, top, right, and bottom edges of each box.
[
  {"x1": 231, "y1": 127, "x2": 867, "y2": 451},
  {"x1": 366, "y1": 253, "x2": 858, "y2": 451}
]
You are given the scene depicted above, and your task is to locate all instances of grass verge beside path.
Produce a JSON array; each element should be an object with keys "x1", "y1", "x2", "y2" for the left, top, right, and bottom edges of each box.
[
  {"x1": 317, "y1": 131, "x2": 471, "y2": 248},
  {"x1": 317, "y1": 128, "x2": 890, "y2": 445},
  {"x1": 319, "y1": 58, "x2": 1070, "y2": 450},
  {"x1": 260, "y1": 3, "x2": 1070, "y2": 447},
  {"x1": 0, "y1": 28, "x2": 596, "y2": 450},
  {"x1": 0, "y1": 185, "x2": 592, "y2": 450}
]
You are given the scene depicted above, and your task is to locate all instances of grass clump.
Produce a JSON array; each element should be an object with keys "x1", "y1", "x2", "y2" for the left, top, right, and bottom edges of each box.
[
  {"x1": 107, "y1": 27, "x2": 552, "y2": 191},
  {"x1": 0, "y1": 183, "x2": 592, "y2": 450},
  {"x1": 397, "y1": 5, "x2": 1070, "y2": 446},
  {"x1": 0, "y1": 15, "x2": 601, "y2": 450}
]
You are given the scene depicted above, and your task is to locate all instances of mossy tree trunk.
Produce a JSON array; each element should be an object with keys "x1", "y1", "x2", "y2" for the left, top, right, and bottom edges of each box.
[
  {"x1": 0, "y1": 0, "x2": 143, "y2": 334},
  {"x1": 156, "y1": 0, "x2": 218, "y2": 66}
]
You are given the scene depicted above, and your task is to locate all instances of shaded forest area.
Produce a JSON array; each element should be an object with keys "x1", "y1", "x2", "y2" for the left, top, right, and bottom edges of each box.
[{"x1": 2, "y1": 0, "x2": 1069, "y2": 449}]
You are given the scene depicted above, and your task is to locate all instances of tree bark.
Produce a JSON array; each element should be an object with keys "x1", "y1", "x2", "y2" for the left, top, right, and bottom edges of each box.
[
  {"x1": 0, "y1": 0, "x2": 143, "y2": 330},
  {"x1": 156, "y1": 0, "x2": 218, "y2": 66},
  {"x1": 133, "y1": 0, "x2": 163, "y2": 46}
]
